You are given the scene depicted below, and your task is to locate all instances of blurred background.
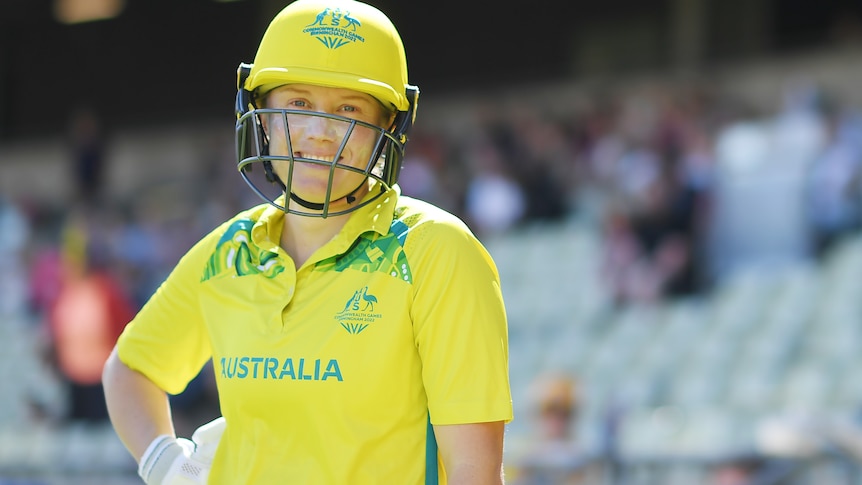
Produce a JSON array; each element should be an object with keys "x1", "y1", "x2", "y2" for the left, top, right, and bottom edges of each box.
[{"x1": 3, "y1": 0, "x2": 862, "y2": 484}]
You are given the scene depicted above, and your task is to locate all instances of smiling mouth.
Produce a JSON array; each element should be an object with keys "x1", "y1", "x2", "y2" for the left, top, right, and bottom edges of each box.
[{"x1": 295, "y1": 153, "x2": 341, "y2": 165}]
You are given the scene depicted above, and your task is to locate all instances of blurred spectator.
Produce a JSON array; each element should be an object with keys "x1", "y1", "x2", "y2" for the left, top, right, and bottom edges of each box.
[
  {"x1": 507, "y1": 373, "x2": 587, "y2": 485},
  {"x1": 484, "y1": 105, "x2": 570, "y2": 223},
  {"x1": 0, "y1": 197, "x2": 30, "y2": 318},
  {"x1": 513, "y1": 110, "x2": 573, "y2": 222},
  {"x1": 401, "y1": 153, "x2": 443, "y2": 200},
  {"x1": 674, "y1": 121, "x2": 717, "y2": 288},
  {"x1": 805, "y1": 107, "x2": 862, "y2": 258},
  {"x1": 463, "y1": 138, "x2": 527, "y2": 238},
  {"x1": 399, "y1": 130, "x2": 451, "y2": 208},
  {"x1": 598, "y1": 168, "x2": 697, "y2": 306},
  {"x1": 46, "y1": 209, "x2": 135, "y2": 423},
  {"x1": 599, "y1": 196, "x2": 645, "y2": 303},
  {"x1": 0, "y1": 212, "x2": 68, "y2": 426},
  {"x1": 707, "y1": 80, "x2": 828, "y2": 281},
  {"x1": 67, "y1": 105, "x2": 107, "y2": 205},
  {"x1": 709, "y1": 456, "x2": 766, "y2": 485},
  {"x1": 27, "y1": 244, "x2": 64, "y2": 319},
  {"x1": 111, "y1": 197, "x2": 171, "y2": 308}
]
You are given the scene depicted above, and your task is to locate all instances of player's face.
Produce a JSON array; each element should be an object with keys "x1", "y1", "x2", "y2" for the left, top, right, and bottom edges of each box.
[{"x1": 261, "y1": 84, "x2": 394, "y2": 208}]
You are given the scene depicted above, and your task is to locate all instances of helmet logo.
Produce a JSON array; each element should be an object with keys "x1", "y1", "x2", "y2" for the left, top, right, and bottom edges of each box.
[{"x1": 303, "y1": 8, "x2": 365, "y2": 50}]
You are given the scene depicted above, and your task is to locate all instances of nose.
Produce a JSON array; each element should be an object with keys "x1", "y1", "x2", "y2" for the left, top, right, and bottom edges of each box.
[{"x1": 299, "y1": 113, "x2": 344, "y2": 141}]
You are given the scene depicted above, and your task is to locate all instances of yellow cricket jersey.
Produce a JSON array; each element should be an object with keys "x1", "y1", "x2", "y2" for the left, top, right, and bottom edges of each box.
[{"x1": 116, "y1": 185, "x2": 513, "y2": 484}]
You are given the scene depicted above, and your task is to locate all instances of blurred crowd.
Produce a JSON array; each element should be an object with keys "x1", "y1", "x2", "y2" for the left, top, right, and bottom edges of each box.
[
  {"x1": 2, "y1": 72, "x2": 862, "y2": 481},
  {"x1": 404, "y1": 77, "x2": 862, "y2": 305}
]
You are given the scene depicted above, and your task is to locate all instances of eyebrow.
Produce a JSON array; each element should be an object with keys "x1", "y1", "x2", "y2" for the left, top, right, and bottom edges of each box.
[{"x1": 280, "y1": 88, "x2": 374, "y2": 104}]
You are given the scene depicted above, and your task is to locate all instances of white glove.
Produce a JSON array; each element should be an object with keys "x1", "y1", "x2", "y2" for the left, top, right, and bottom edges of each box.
[
  {"x1": 190, "y1": 416, "x2": 227, "y2": 467},
  {"x1": 138, "y1": 417, "x2": 227, "y2": 485}
]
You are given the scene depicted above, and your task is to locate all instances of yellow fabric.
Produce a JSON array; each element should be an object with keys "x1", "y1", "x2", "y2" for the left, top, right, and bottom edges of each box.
[{"x1": 117, "y1": 186, "x2": 512, "y2": 484}]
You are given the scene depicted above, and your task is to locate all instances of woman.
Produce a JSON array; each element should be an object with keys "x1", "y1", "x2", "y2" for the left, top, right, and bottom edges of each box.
[{"x1": 102, "y1": 0, "x2": 513, "y2": 483}]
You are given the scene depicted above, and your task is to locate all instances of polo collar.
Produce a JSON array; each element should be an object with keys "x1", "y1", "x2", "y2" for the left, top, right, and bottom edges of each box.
[{"x1": 250, "y1": 183, "x2": 400, "y2": 257}]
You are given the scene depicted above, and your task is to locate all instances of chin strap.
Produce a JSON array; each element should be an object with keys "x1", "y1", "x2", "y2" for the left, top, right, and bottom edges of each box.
[
  {"x1": 263, "y1": 161, "x2": 285, "y2": 190},
  {"x1": 285, "y1": 179, "x2": 372, "y2": 213}
]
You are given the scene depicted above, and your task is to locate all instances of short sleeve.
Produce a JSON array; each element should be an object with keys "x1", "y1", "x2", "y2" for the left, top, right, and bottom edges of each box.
[
  {"x1": 409, "y1": 218, "x2": 513, "y2": 425},
  {"x1": 116, "y1": 223, "x2": 226, "y2": 395}
]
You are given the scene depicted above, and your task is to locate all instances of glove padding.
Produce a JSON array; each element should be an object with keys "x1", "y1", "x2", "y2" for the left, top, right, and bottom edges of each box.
[
  {"x1": 190, "y1": 416, "x2": 226, "y2": 466},
  {"x1": 138, "y1": 417, "x2": 227, "y2": 485}
]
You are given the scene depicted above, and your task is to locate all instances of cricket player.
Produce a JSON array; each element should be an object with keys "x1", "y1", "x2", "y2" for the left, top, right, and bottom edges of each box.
[{"x1": 101, "y1": 0, "x2": 514, "y2": 483}]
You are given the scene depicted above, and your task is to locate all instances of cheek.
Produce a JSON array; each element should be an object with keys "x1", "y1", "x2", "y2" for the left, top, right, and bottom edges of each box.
[
  {"x1": 262, "y1": 115, "x2": 284, "y2": 140},
  {"x1": 344, "y1": 126, "x2": 382, "y2": 155}
]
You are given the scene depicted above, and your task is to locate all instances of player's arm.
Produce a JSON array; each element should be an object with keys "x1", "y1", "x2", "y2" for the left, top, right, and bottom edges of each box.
[
  {"x1": 104, "y1": 346, "x2": 226, "y2": 485},
  {"x1": 103, "y1": 218, "x2": 228, "y2": 460},
  {"x1": 434, "y1": 421, "x2": 506, "y2": 485},
  {"x1": 102, "y1": 346, "x2": 175, "y2": 461}
]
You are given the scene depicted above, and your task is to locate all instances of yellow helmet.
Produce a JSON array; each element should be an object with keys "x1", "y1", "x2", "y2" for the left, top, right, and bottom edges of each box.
[
  {"x1": 234, "y1": 0, "x2": 419, "y2": 217},
  {"x1": 246, "y1": 0, "x2": 411, "y2": 111}
]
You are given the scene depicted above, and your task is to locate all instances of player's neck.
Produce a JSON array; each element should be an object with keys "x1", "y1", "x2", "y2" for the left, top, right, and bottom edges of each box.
[{"x1": 280, "y1": 210, "x2": 350, "y2": 267}]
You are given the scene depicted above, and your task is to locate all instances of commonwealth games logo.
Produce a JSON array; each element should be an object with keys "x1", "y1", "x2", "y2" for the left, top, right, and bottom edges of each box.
[
  {"x1": 335, "y1": 287, "x2": 381, "y2": 334},
  {"x1": 304, "y1": 8, "x2": 365, "y2": 49}
]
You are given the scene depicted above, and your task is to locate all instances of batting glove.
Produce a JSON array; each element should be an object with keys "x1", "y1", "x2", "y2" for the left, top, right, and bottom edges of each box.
[
  {"x1": 138, "y1": 417, "x2": 227, "y2": 485},
  {"x1": 190, "y1": 416, "x2": 226, "y2": 467}
]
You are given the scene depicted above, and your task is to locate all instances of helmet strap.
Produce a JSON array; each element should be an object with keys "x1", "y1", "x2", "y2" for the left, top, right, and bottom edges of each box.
[
  {"x1": 288, "y1": 192, "x2": 325, "y2": 211},
  {"x1": 286, "y1": 179, "x2": 371, "y2": 214},
  {"x1": 263, "y1": 161, "x2": 285, "y2": 189}
]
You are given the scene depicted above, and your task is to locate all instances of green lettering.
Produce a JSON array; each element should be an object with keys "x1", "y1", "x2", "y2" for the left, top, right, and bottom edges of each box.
[
  {"x1": 298, "y1": 358, "x2": 313, "y2": 380},
  {"x1": 279, "y1": 358, "x2": 296, "y2": 380},
  {"x1": 264, "y1": 357, "x2": 278, "y2": 379},
  {"x1": 237, "y1": 357, "x2": 249, "y2": 378},
  {"x1": 321, "y1": 359, "x2": 343, "y2": 381},
  {"x1": 251, "y1": 357, "x2": 264, "y2": 378}
]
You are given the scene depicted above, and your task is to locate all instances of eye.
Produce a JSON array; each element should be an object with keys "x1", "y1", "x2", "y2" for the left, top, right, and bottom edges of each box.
[
  {"x1": 289, "y1": 99, "x2": 310, "y2": 109},
  {"x1": 339, "y1": 103, "x2": 382, "y2": 124}
]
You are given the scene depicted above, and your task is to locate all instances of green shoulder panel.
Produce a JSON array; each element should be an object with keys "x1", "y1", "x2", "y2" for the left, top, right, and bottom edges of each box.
[
  {"x1": 323, "y1": 209, "x2": 413, "y2": 283},
  {"x1": 201, "y1": 219, "x2": 285, "y2": 281}
]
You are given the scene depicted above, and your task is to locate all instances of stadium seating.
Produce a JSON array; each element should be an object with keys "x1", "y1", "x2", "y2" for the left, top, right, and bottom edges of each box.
[{"x1": 494, "y1": 217, "x2": 862, "y2": 479}]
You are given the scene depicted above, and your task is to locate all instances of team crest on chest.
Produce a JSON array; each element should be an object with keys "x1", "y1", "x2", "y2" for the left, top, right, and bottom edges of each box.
[{"x1": 335, "y1": 287, "x2": 381, "y2": 334}]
